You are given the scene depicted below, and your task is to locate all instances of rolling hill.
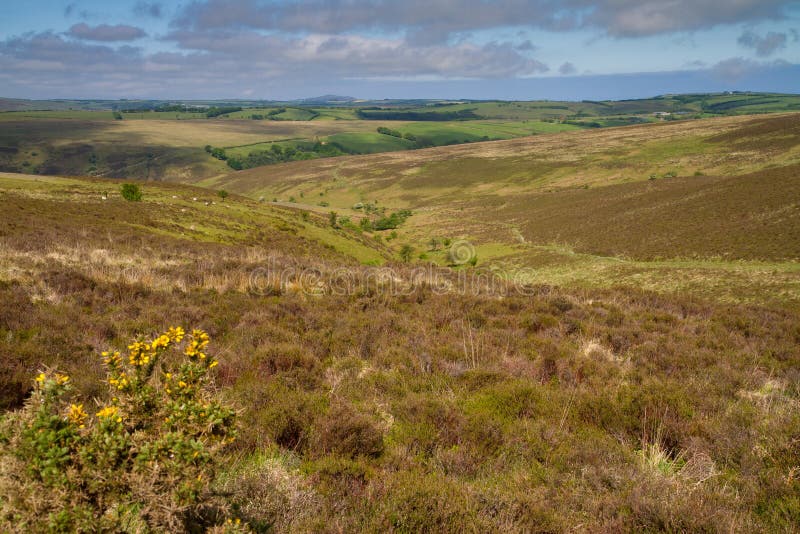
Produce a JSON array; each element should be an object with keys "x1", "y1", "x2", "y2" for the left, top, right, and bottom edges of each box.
[{"x1": 201, "y1": 112, "x2": 800, "y2": 308}]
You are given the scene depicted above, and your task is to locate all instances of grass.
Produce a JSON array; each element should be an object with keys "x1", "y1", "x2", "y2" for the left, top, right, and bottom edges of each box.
[
  {"x1": 4, "y1": 96, "x2": 798, "y2": 183},
  {"x1": 361, "y1": 93, "x2": 800, "y2": 121},
  {"x1": 401, "y1": 120, "x2": 579, "y2": 144},
  {"x1": 272, "y1": 108, "x2": 318, "y2": 121}
]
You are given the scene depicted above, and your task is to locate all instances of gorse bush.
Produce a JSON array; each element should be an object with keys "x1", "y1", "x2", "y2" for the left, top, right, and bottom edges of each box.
[
  {"x1": 0, "y1": 328, "x2": 245, "y2": 533},
  {"x1": 120, "y1": 183, "x2": 142, "y2": 202}
]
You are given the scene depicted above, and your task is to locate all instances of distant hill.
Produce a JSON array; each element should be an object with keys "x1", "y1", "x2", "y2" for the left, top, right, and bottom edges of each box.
[
  {"x1": 2, "y1": 91, "x2": 798, "y2": 113},
  {"x1": 0, "y1": 98, "x2": 36, "y2": 112},
  {"x1": 296, "y1": 94, "x2": 356, "y2": 104}
]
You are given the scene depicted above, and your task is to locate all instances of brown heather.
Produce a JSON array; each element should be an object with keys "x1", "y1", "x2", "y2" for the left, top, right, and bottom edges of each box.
[{"x1": 0, "y1": 171, "x2": 798, "y2": 532}]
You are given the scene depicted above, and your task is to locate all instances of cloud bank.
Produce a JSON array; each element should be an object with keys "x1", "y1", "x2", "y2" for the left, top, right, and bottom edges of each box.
[
  {"x1": 68, "y1": 23, "x2": 147, "y2": 42},
  {"x1": 1, "y1": 0, "x2": 798, "y2": 98},
  {"x1": 173, "y1": 0, "x2": 794, "y2": 39}
]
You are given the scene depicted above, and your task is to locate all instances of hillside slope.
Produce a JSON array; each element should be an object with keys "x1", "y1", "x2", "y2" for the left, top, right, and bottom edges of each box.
[{"x1": 204, "y1": 113, "x2": 800, "y2": 307}]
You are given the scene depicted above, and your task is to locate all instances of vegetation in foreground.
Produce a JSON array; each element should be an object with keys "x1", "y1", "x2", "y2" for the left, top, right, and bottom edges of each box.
[
  {"x1": 0, "y1": 328, "x2": 242, "y2": 532},
  {"x1": 0, "y1": 175, "x2": 798, "y2": 532}
]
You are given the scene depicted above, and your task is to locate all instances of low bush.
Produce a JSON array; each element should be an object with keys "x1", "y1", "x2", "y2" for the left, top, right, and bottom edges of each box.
[
  {"x1": 0, "y1": 328, "x2": 243, "y2": 533},
  {"x1": 120, "y1": 183, "x2": 142, "y2": 202}
]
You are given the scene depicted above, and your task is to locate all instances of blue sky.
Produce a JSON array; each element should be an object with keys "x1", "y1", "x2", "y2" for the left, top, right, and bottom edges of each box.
[{"x1": 1, "y1": 0, "x2": 799, "y2": 100}]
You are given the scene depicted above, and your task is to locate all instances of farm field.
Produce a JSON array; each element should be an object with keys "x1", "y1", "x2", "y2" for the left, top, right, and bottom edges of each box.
[
  {"x1": 2, "y1": 92, "x2": 799, "y2": 183},
  {"x1": 0, "y1": 108, "x2": 584, "y2": 178}
]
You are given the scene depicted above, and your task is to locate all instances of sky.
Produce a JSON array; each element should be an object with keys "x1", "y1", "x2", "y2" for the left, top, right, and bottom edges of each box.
[{"x1": 0, "y1": 0, "x2": 799, "y2": 101}]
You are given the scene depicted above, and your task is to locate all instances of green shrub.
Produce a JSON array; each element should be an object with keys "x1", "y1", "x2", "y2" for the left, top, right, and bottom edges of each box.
[
  {"x1": 120, "y1": 183, "x2": 142, "y2": 202},
  {"x1": 0, "y1": 328, "x2": 244, "y2": 532},
  {"x1": 400, "y1": 244, "x2": 415, "y2": 263}
]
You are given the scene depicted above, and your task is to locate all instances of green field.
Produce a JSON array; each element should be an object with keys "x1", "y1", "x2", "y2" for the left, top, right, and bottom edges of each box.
[
  {"x1": 2, "y1": 92, "x2": 799, "y2": 179},
  {"x1": 364, "y1": 93, "x2": 800, "y2": 120},
  {"x1": 401, "y1": 120, "x2": 580, "y2": 143},
  {"x1": 326, "y1": 132, "x2": 416, "y2": 153}
]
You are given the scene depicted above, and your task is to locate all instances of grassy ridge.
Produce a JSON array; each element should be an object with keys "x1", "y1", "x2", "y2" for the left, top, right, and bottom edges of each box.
[
  {"x1": 510, "y1": 163, "x2": 800, "y2": 261},
  {"x1": 0, "y1": 117, "x2": 571, "y2": 179}
]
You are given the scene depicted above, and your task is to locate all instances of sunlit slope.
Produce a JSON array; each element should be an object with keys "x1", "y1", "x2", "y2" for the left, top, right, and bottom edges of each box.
[
  {"x1": 0, "y1": 172, "x2": 389, "y2": 267},
  {"x1": 208, "y1": 113, "x2": 800, "y2": 306},
  {"x1": 211, "y1": 113, "x2": 800, "y2": 260},
  {"x1": 212, "y1": 113, "x2": 800, "y2": 203}
]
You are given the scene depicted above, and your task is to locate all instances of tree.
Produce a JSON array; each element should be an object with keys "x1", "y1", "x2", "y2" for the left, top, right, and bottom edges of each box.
[
  {"x1": 400, "y1": 244, "x2": 414, "y2": 262},
  {"x1": 329, "y1": 211, "x2": 339, "y2": 228},
  {"x1": 218, "y1": 190, "x2": 229, "y2": 201},
  {"x1": 120, "y1": 183, "x2": 142, "y2": 202}
]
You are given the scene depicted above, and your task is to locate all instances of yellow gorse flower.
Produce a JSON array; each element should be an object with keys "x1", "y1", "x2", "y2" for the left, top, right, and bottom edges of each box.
[
  {"x1": 96, "y1": 406, "x2": 122, "y2": 422},
  {"x1": 128, "y1": 341, "x2": 152, "y2": 366},
  {"x1": 96, "y1": 406, "x2": 117, "y2": 418},
  {"x1": 184, "y1": 329, "x2": 210, "y2": 360},
  {"x1": 167, "y1": 326, "x2": 185, "y2": 342},
  {"x1": 55, "y1": 373, "x2": 69, "y2": 385},
  {"x1": 151, "y1": 334, "x2": 171, "y2": 350},
  {"x1": 68, "y1": 403, "x2": 87, "y2": 427},
  {"x1": 108, "y1": 371, "x2": 129, "y2": 390},
  {"x1": 35, "y1": 373, "x2": 46, "y2": 384},
  {"x1": 102, "y1": 351, "x2": 122, "y2": 367}
]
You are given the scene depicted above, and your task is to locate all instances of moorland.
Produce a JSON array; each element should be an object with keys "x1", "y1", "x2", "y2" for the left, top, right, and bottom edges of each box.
[{"x1": 0, "y1": 93, "x2": 798, "y2": 532}]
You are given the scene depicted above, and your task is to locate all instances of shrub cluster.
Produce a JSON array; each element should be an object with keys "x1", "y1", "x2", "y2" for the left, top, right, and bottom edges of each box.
[
  {"x1": 120, "y1": 183, "x2": 142, "y2": 202},
  {"x1": 0, "y1": 328, "x2": 244, "y2": 533}
]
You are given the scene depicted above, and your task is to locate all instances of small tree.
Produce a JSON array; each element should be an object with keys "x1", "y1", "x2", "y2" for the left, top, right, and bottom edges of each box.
[
  {"x1": 120, "y1": 183, "x2": 142, "y2": 202},
  {"x1": 218, "y1": 189, "x2": 229, "y2": 201},
  {"x1": 329, "y1": 211, "x2": 338, "y2": 228},
  {"x1": 0, "y1": 328, "x2": 243, "y2": 532},
  {"x1": 400, "y1": 244, "x2": 414, "y2": 262}
]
